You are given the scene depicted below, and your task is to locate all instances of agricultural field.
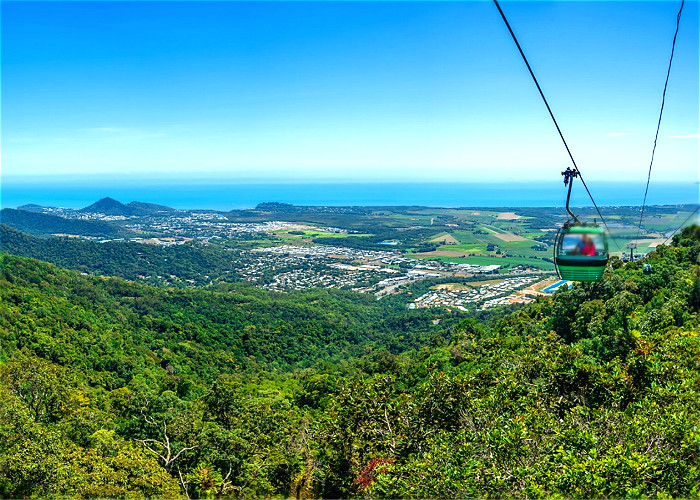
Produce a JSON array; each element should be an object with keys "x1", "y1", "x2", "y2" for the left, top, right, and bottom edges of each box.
[
  {"x1": 408, "y1": 253, "x2": 556, "y2": 271},
  {"x1": 271, "y1": 228, "x2": 372, "y2": 241},
  {"x1": 218, "y1": 204, "x2": 697, "y2": 271},
  {"x1": 403, "y1": 206, "x2": 696, "y2": 269},
  {"x1": 10, "y1": 200, "x2": 696, "y2": 276}
]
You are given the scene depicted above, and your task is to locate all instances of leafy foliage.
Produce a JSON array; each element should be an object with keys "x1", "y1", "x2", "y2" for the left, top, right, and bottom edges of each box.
[
  {"x1": 1, "y1": 208, "x2": 131, "y2": 238},
  {"x1": 1, "y1": 225, "x2": 699, "y2": 498},
  {"x1": 1, "y1": 223, "x2": 247, "y2": 286}
]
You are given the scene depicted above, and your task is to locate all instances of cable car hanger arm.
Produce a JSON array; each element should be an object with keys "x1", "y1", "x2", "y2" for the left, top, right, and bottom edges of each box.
[{"x1": 562, "y1": 167, "x2": 580, "y2": 224}]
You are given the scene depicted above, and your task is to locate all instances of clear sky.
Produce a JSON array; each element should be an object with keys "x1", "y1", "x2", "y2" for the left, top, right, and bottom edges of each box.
[{"x1": 2, "y1": 1, "x2": 698, "y2": 183}]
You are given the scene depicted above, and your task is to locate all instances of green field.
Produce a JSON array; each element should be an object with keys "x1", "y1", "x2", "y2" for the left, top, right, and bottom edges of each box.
[
  {"x1": 421, "y1": 227, "x2": 551, "y2": 265},
  {"x1": 413, "y1": 207, "x2": 697, "y2": 270},
  {"x1": 273, "y1": 229, "x2": 372, "y2": 241},
  {"x1": 217, "y1": 204, "x2": 698, "y2": 270},
  {"x1": 408, "y1": 252, "x2": 556, "y2": 270}
]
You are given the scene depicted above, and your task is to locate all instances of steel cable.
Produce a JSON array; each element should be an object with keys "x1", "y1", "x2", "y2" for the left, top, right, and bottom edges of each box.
[
  {"x1": 660, "y1": 205, "x2": 699, "y2": 246},
  {"x1": 492, "y1": 0, "x2": 622, "y2": 252},
  {"x1": 635, "y1": 0, "x2": 685, "y2": 245}
]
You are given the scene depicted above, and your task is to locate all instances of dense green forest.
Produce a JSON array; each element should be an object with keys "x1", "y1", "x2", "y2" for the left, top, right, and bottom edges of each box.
[
  {"x1": 0, "y1": 208, "x2": 132, "y2": 238},
  {"x1": 1, "y1": 226, "x2": 699, "y2": 498},
  {"x1": 0, "y1": 224, "x2": 248, "y2": 287}
]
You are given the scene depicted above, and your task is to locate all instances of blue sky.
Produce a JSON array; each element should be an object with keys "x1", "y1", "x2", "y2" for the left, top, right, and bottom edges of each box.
[{"x1": 2, "y1": 1, "x2": 698, "y2": 183}]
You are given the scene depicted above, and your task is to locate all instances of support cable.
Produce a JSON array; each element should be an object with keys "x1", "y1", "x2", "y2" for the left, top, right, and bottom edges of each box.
[
  {"x1": 492, "y1": 0, "x2": 622, "y2": 252},
  {"x1": 660, "y1": 205, "x2": 699, "y2": 246},
  {"x1": 635, "y1": 0, "x2": 685, "y2": 245}
]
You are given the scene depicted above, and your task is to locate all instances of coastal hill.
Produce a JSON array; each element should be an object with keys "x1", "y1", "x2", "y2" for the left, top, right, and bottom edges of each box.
[
  {"x1": 0, "y1": 224, "x2": 243, "y2": 286},
  {"x1": 80, "y1": 197, "x2": 175, "y2": 216},
  {"x1": 0, "y1": 208, "x2": 130, "y2": 238},
  {"x1": 16, "y1": 203, "x2": 57, "y2": 213},
  {"x1": 125, "y1": 200, "x2": 177, "y2": 214}
]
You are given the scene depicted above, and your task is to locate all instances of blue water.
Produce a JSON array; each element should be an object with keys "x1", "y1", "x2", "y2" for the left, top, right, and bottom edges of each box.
[
  {"x1": 1, "y1": 179, "x2": 697, "y2": 211},
  {"x1": 543, "y1": 280, "x2": 570, "y2": 294}
]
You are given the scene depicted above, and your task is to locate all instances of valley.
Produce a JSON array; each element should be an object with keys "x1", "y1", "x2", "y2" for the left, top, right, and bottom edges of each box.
[{"x1": 2, "y1": 198, "x2": 694, "y2": 311}]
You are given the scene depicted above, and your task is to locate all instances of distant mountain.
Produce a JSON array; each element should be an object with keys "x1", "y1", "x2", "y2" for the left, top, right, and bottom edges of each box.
[
  {"x1": 125, "y1": 201, "x2": 177, "y2": 214},
  {"x1": 0, "y1": 208, "x2": 131, "y2": 238},
  {"x1": 79, "y1": 197, "x2": 140, "y2": 216},
  {"x1": 80, "y1": 197, "x2": 176, "y2": 216},
  {"x1": 16, "y1": 203, "x2": 60, "y2": 213},
  {"x1": 256, "y1": 202, "x2": 296, "y2": 211}
]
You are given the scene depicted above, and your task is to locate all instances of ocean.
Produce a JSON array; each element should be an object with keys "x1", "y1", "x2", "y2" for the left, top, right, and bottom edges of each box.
[{"x1": 1, "y1": 180, "x2": 697, "y2": 211}]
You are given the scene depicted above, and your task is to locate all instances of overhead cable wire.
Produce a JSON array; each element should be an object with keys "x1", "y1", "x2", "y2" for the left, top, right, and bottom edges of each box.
[
  {"x1": 660, "y1": 205, "x2": 699, "y2": 246},
  {"x1": 635, "y1": 0, "x2": 685, "y2": 244},
  {"x1": 492, "y1": 0, "x2": 622, "y2": 252}
]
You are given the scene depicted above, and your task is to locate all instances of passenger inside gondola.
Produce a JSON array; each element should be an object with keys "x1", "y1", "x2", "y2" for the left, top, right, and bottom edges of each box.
[
  {"x1": 579, "y1": 235, "x2": 596, "y2": 256},
  {"x1": 561, "y1": 233, "x2": 604, "y2": 257}
]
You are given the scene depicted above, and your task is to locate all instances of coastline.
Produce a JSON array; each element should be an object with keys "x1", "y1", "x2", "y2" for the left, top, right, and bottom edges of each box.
[{"x1": 2, "y1": 180, "x2": 698, "y2": 211}]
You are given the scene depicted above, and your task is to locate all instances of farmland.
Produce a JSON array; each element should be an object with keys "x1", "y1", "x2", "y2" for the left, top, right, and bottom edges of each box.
[{"x1": 6, "y1": 201, "x2": 696, "y2": 293}]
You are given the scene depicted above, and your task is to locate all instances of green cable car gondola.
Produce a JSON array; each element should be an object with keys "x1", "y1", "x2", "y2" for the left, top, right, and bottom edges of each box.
[
  {"x1": 555, "y1": 224, "x2": 609, "y2": 282},
  {"x1": 553, "y1": 168, "x2": 609, "y2": 282}
]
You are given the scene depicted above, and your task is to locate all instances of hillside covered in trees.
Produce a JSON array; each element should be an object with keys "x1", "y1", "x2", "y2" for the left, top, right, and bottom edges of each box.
[
  {"x1": 0, "y1": 224, "x2": 249, "y2": 287},
  {"x1": 0, "y1": 226, "x2": 699, "y2": 498},
  {"x1": 0, "y1": 208, "x2": 132, "y2": 238}
]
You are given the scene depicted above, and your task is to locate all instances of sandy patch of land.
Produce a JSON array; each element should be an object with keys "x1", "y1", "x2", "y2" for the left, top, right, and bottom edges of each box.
[
  {"x1": 434, "y1": 283, "x2": 471, "y2": 291},
  {"x1": 434, "y1": 279, "x2": 505, "y2": 291},
  {"x1": 646, "y1": 239, "x2": 667, "y2": 248},
  {"x1": 430, "y1": 233, "x2": 460, "y2": 244},
  {"x1": 497, "y1": 212, "x2": 521, "y2": 220},
  {"x1": 509, "y1": 277, "x2": 559, "y2": 301},
  {"x1": 483, "y1": 226, "x2": 529, "y2": 242},
  {"x1": 629, "y1": 238, "x2": 666, "y2": 248},
  {"x1": 529, "y1": 277, "x2": 560, "y2": 294},
  {"x1": 492, "y1": 232, "x2": 529, "y2": 242},
  {"x1": 417, "y1": 250, "x2": 466, "y2": 257}
]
